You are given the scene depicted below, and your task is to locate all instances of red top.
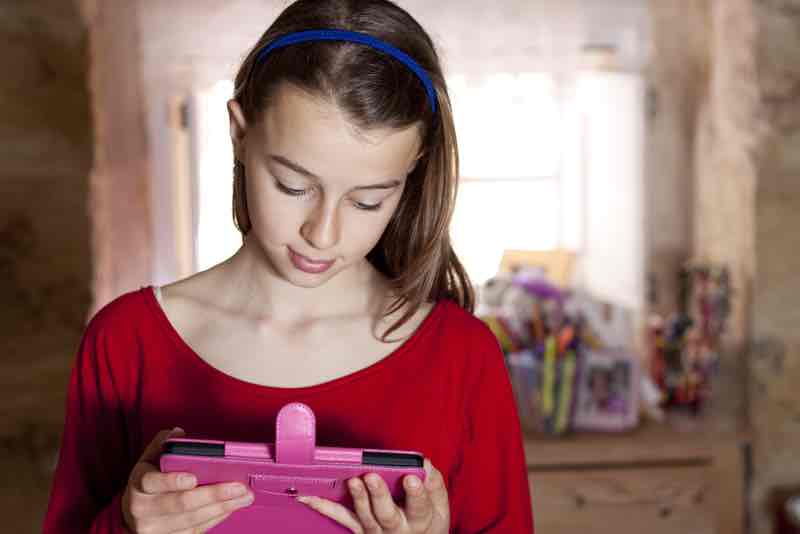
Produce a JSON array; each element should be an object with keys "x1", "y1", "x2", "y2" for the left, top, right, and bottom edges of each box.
[{"x1": 43, "y1": 286, "x2": 534, "y2": 533}]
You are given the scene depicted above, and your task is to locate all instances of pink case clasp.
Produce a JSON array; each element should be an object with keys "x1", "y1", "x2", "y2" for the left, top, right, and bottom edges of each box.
[{"x1": 275, "y1": 402, "x2": 316, "y2": 465}]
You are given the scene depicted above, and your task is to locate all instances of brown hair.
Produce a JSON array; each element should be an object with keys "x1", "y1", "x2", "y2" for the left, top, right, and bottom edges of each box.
[{"x1": 231, "y1": 0, "x2": 474, "y2": 340}]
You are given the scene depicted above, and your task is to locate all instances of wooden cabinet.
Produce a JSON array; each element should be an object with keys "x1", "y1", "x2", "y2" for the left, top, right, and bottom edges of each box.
[
  {"x1": 524, "y1": 415, "x2": 749, "y2": 534},
  {"x1": 531, "y1": 465, "x2": 713, "y2": 534}
]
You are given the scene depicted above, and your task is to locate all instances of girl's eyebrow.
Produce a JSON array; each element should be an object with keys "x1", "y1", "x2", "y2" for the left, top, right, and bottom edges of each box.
[{"x1": 268, "y1": 154, "x2": 402, "y2": 190}]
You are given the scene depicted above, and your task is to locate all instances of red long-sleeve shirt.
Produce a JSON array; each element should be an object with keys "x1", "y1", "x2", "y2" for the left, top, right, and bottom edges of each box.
[{"x1": 43, "y1": 286, "x2": 534, "y2": 533}]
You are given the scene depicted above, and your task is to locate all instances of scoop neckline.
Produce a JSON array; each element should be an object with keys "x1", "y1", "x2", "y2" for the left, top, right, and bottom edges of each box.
[{"x1": 140, "y1": 285, "x2": 446, "y2": 397}]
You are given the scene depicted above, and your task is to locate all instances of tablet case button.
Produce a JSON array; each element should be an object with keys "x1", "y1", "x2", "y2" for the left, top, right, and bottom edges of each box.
[
  {"x1": 249, "y1": 474, "x2": 338, "y2": 491},
  {"x1": 248, "y1": 474, "x2": 346, "y2": 503}
]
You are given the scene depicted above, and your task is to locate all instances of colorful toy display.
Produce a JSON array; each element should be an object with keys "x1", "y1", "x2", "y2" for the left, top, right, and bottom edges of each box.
[
  {"x1": 648, "y1": 262, "x2": 731, "y2": 413},
  {"x1": 479, "y1": 268, "x2": 639, "y2": 435}
]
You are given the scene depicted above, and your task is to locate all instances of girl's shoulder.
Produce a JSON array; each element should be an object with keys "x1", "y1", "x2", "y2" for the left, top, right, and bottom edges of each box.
[
  {"x1": 434, "y1": 297, "x2": 504, "y2": 355},
  {"x1": 85, "y1": 286, "x2": 153, "y2": 334},
  {"x1": 73, "y1": 286, "x2": 158, "y2": 377},
  {"x1": 432, "y1": 299, "x2": 509, "y2": 398}
]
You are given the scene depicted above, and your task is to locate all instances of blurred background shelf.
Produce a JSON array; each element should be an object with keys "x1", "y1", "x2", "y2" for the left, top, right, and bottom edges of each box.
[
  {"x1": 524, "y1": 408, "x2": 750, "y2": 534},
  {"x1": 525, "y1": 409, "x2": 750, "y2": 468}
]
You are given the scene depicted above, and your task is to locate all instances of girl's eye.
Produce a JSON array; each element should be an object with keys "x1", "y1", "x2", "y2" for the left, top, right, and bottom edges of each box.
[
  {"x1": 276, "y1": 179, "x2": 381, "y2": 211},
  {"x1": 275, "y1": 180, "x2": 308, "y2": 197},
  {"x1": 353, "y1": 201, "x2": 382, "y2": 212}
]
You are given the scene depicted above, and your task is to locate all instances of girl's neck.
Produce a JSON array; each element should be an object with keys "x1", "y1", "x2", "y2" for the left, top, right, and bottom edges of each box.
[{"x1": 215, "y1": 240, "x2": 389, "y2": 324}]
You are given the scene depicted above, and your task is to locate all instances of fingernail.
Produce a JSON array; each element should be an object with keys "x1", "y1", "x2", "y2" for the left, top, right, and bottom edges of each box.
[
  {"x1": 227, "y1": 483, "x2": 247, "y2": 497},
  {"x1": 296, "y1": 496, "x2": 311, "y2": 504},
  {"x1": 172, "y1": 426, "x2": 184, "y2": 434},
  {"x1": 237, "y1": 492, "x2": 254, "y2": 505},
  {"x1": 406, "y1": 476, "x2": 420, "y2": 489},
  {"x1": 366, "y1": 475, "x2": 380, "y2": 490},
  {"x1": 178, "y1": 474, "x2": 196, "y2": 489}
]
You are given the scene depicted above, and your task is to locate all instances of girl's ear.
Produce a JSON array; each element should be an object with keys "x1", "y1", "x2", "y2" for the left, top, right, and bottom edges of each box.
[
  {"x1": 408, "y1": 126, "x2": 427, "y2": 173},
  {"x1": 227, "y1": 99, "x2": 248, "y2": 160},
  {"x1": 408, "y1": 149, "x2": 425, "y2": 174}
]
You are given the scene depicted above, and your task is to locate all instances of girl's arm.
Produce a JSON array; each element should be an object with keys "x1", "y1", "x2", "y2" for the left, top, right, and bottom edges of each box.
[
  {"x1": 42, "y1": 312, "x2": 134, "y2": 533},
  {"x1": 450, "y1": 326, "x2": 535, "y2": 533}
]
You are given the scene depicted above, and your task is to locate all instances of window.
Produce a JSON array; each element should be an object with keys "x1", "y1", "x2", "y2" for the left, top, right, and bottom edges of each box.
[
  {"x1": 189, "y1": 80, "x2": 239, "y2": 273},
  {"x1": 189, "y1": 74, "x2": 577, "y2": 283},
  {"x1": 448, "y1": 72, "x2": 569, "y2": 284},
  {"x1": 189, "y1": 73, "x2": 647, "y2": 307}
]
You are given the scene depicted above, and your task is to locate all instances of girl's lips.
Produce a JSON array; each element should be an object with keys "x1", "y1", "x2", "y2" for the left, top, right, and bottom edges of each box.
[{"x1": 288, "y1": 247, "x2": 335, "y2": 273}]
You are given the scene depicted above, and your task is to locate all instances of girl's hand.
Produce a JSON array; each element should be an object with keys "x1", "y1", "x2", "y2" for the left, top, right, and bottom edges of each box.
[
  {"x1": 297, "y1": 458, "x2": 450, "y2": 534},
  {"x1": 121, "y1": 427, "x2": 255, "y2": 533}
]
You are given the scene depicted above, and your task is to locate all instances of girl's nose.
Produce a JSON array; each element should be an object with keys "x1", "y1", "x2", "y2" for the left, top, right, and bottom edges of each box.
[{"x1": 300, "y1": 200, "x2": 341, "y2": 251}]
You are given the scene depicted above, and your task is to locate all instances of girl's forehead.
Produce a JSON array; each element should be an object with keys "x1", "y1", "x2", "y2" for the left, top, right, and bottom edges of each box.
[{"x1": 254, "y1": 83, "x2": 422, "y2": 179}]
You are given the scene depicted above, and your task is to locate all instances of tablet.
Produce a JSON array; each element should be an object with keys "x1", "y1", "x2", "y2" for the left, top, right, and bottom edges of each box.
[{"x1": 160, "y1": 402, "x2": 426, "y2": 533}]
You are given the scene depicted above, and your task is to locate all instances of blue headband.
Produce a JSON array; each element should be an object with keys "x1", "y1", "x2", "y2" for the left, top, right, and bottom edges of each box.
[{"x1": 255, "y1": 29, "x2": 437, "y2": 114}]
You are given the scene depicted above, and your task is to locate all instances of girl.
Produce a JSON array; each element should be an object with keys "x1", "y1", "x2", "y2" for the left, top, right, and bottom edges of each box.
[{"x1": 43, "y1": 0, "x2": 534, "y2": 532}]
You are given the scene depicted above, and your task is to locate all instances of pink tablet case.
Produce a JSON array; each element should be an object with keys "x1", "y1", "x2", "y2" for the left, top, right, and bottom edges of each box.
[{"x1": 160, "y1": 402, "x2": 426, "y2": 533}]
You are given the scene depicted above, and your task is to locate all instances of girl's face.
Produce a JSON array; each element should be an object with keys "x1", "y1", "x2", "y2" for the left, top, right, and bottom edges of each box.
[{"x1": 228, "y1": 83, "x2": 423, "y2": 288}]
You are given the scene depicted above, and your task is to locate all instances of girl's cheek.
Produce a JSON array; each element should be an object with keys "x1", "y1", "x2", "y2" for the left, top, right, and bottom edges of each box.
[{"x1": 256, "y1": 195, "x2": 306, "y2": 229}]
